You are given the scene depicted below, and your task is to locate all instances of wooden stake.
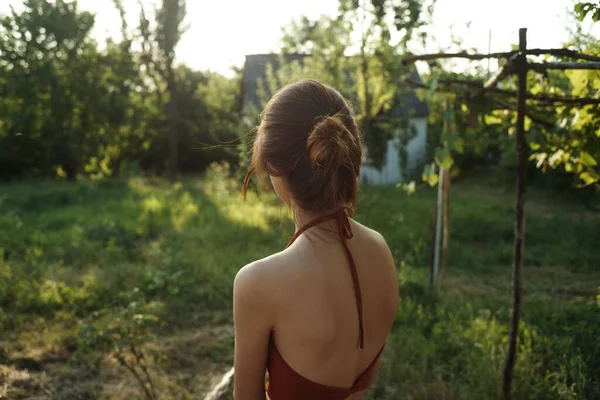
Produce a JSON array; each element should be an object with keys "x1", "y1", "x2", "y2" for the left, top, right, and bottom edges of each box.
[
  {"x1": 502, "y1": 27, "x2": 528, "y2": 400},
  {"x1": 440, "y1": 149, "x2": 451, "y2": 288},
  {"x1": 432, "y1": 166, "x2": 443, "y2": 285}
]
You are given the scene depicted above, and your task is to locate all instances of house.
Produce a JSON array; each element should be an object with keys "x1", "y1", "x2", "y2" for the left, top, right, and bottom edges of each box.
[{"x1": 241, "y1": 54, "x2": 429, "y2": 184}]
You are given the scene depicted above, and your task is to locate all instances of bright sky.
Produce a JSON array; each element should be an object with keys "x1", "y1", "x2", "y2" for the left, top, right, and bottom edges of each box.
[{"x1": 3, "y1": 0, "x2": 599, "y2": 76}]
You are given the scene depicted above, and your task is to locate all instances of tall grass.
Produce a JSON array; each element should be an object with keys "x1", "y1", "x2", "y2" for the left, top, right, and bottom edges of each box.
[{"x1": 0, "y1": 164, "x2": 598, "y2": 399}]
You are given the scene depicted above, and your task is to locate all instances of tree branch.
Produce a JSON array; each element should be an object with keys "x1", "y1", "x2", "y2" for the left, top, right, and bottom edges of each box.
[
  {"x1": 114, "y1": 351, "x2": 154, "y2": 400},
  {"x1": 402, "y1": 51, "x2": 516, "y2": 65},
  {"x1": 524, "y1": 93, "x2": 600, "y2": 105},
  {"x1": 402, "y1": 48, "x2": 600, "y2": 66},
  {"x1": 529, "y1": 61, "x2": 600, "y2": 72},
  {"x1": 471, "y1": 57, "x2": 518, "y2": 98},
  {"x1": 404, "y1": 78, "x2": 600, "y2": 105},
  {"x1": 526, "y1": 48, "x2": 600, "y2": 62},
  {"x1": 130, "y1": 343, "x2": 157, "y2": 400},
  {"x1": 494, "y1": 99, "x2": 556, "y2": 128}
]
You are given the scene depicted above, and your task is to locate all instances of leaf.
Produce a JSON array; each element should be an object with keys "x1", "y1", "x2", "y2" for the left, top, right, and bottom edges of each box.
[
  {"x1": 428, "y1": 77, "x2": 439, "y2": 98},
  {"x1": 434, "y1": 147, "x2": 446, "y2": 163},
  {"x1": 529, "y1": 142, "x2": 541, "y2": 151},
  {"x1": 579, "y1": 171, "x2": 598, "y2": 186},
  {"x1": 565, "y1": 162, "x2": 574, "y2": 172},
  {"x1": 421, "y1": 163, "x2": 439, "y2": 187},
  {"x1": 434, "y1": 147, "x2": 454, "y2": 170},
  {"x1": 566, "y1": 69, "x2": 588, "y2": 97},
  {"x1": 580, "y1": 151, "x2": 598, "y2": 167},
  {"x1": 574, "y1": 2, "x2": 600, "y2": 21},
  {"x1": 443, "y1": 130, "x2": 458, "y2": 149},
  {"x1": 424, "y1": 172, "x2": 439, "y2": 187},
  {"x1": 397, "y1": 181, "x2": 416, "y2": 195}
]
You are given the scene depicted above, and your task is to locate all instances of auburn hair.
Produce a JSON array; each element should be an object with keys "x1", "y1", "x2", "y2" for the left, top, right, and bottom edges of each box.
[{"x1": 242, "y1": 80, "x2": 363, "y2": 215}]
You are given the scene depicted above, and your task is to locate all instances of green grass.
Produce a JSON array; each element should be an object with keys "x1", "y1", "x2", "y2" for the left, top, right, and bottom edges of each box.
[{"x1": 0, "y1": 164, "x2": 599, "y2": 399}]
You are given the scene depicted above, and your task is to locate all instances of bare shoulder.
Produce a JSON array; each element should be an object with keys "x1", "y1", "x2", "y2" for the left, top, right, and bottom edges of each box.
[
  {"x1": 234, "y1": 251, "x2": 291, "y2": 304},
  {"x1": 351, "y1": 219, "x2": 393, "y2": 254},
  {"x1": 351, "y1": 219, "x2": 399, "y2": 303}
]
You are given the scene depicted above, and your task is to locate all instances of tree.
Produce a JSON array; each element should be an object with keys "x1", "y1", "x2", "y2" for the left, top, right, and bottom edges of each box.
[
  {"x1": 0, "y1": 0, "x2": 239, "y2": 181},
  {"x1": 337, "y1": 0, "x2": 436, "y2": 171},
  {"x1": 0, "y1": 0, "x2": 139, "y2": 180},
  {"x1": 260, "y1": 0, "x2": 435, "y2": 176},
  {"x1": 137, "y1": 0, "x2": 187, "y2": 181},
  {"x1": 280, "y1": 15, "x2": 353, "y2": 93}
]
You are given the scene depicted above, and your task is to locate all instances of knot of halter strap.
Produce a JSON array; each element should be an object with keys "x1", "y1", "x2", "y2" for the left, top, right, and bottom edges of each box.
[{"x1": 337, "y1": 207, "x2": 354, "y2": 241}]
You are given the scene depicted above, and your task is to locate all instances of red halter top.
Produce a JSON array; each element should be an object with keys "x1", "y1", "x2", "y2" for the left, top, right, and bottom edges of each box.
[{"x1": 265, "y1": 209, "x2": 384, "y2": 399}]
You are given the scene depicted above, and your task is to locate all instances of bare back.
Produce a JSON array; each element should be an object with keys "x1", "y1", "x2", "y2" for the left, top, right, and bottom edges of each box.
[{"x1": 261, "y1": 218, "x2": 399, "y2": 399}]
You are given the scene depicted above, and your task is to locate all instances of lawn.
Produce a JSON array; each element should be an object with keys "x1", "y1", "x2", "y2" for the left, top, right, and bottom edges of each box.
[{"x1": 0, "y1": 164, "x2": 599, "y2": 399}]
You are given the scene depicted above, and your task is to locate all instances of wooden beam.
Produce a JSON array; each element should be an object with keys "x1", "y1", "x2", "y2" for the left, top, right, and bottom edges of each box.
[
  {"x1": 523, "y1": 93, "x2": 600, "y2": 105},
  {"x1": 482, "y1": 57, "x2": 518, "y2": 89},
  {"x1": 530, "y1": 61, "x2": 600, "y2": 72},
  {"x1": 494, "y1": 99, "x2": 556, "y2": 128},
  {"x1": 402, "y1": 48, "x2": 600, "y2": 66},
  {"x1": 526, "y1": 48, "x2": 600, "y2": 62},
  {"x1": 404, "y1": 78, "x2": 600, "y2": 105},
  {"x1": 402, "y1": 51, "x2": 516, "y2": 65}
]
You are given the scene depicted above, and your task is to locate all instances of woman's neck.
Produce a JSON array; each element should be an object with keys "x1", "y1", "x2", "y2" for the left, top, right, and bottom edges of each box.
[{"x1": 292, "y1": 206, "x2": 344, "y2": 233}]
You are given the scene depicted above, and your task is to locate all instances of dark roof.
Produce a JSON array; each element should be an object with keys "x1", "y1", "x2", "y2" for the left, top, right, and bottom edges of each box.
[{"x1": 242, "y1": 53, "x2": 429, "y2": 118}]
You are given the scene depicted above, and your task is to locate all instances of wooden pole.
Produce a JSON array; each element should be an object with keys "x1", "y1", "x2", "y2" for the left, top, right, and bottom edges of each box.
[
  {"x1": 440, "y1": 103, "x2": 452, "y2": 288},
  {"x1": 502, "y1": 27, "x2": 528, "y2": 400},
  {"x1": 432, "y1": 166, "x2": 443, "y2": 285},
  {"x1": 487, "y1": 29, "x2": 492, "y2": 78},
  {"x1": 440, "y1": 165, "x2": 450, "y2": 287}
]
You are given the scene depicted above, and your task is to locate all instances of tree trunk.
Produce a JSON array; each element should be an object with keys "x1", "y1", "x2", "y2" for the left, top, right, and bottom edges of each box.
[
  {"x1": 64, "y1": 162, "x2": 77, "y2": 182},
  {"x1": 502, "y1": 27, "x2": 528, "y2": 400},
  {"x1": 167, "y1": 66, "x2": 178, "y2": 182},
  {"x1": 358, "y1": 0, "x2": 371, "y2": 119}
]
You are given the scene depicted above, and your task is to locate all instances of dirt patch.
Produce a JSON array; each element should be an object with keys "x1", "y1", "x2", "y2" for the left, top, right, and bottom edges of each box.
[{"x1": 0, "y1": 321, "x2": 234, "y2": 400}]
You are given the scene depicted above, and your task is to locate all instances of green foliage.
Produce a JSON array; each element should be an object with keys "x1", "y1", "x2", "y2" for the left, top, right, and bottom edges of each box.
[
  {"x1": 418, "y1": 33, "x2": 600, "y2": 197},
  {"x1": 1, "y1": 174, "x2": 599, "y2": 397},
  {"x1": 0, "y1": 0, "x2": 117, "y2": 179},
  {"x1": 78, "y1": 288, "x2": 163, "y2": 400},
  {"x1": 575, "y1": 1, "x2": 600, "y2": 22},
  {"x1": 0, "y1": 0, "x2": 241, "y2": 181},
  {"x1": 369, "y1": 270, "x2": 600, "y2": 399},
  {"x1": 361, "y1": 183, "x2": 600, "y2": 399},
  {"x1": 245, "y1": 0, "x2": 434, "y2": 174},
  {"x1": 340, "y1": 0, "x2": 434, "y2": 170}
]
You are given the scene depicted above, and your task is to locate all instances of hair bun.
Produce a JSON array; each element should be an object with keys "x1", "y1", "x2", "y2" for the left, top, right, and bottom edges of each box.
[{"x1": 306, "y1": 115, "x2": 355, "y2": 174}]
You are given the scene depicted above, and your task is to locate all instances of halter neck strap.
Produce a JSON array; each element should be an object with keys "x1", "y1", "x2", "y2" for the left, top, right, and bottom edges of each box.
[
  {"x1": 285, "y1": 207, "x2": 364, "y2": 349},
  {"x1": 286, "y1": 208, "x2": 353, "y2": 249}
]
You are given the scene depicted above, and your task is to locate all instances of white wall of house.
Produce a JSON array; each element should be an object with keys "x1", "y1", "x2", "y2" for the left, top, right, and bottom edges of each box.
[{"x1": 360, "y1": 117, "x2": 428, "y2": 185}]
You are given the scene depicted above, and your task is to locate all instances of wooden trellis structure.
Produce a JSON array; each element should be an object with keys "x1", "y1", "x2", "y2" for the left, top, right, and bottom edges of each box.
[
  {"x1": 402, "y1": 27, "x2": 600, "y2": 400},
  {"x1": 202, "y1": 27, "x2": 600, "y2": 400}
]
